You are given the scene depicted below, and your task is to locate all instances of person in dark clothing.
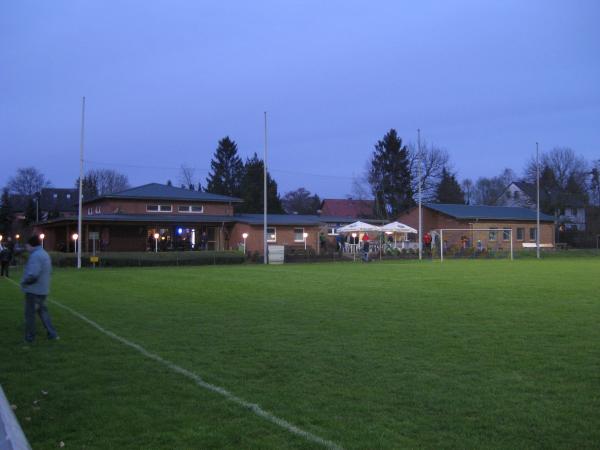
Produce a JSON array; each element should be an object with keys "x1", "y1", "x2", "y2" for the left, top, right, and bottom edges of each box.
[
  {"x1": 0, "y1": 238, "x2": 12, "y2": 277},
  {"x1": 21, "y1": 235, "x2": 58, "y2": 343}
]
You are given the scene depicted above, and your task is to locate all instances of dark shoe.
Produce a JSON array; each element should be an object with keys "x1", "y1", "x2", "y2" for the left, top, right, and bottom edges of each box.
[{"x1": 48, "y1": 335, "x2": 60, "y2": 341}]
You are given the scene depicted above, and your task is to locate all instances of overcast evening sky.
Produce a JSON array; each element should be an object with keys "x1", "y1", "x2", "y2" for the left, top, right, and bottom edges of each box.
[{"x1": 1, "y1": 1, "x2": 599, "y2": 198}]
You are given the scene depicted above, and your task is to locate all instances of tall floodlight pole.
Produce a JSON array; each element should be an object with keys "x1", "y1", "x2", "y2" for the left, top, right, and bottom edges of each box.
[
  {"x1": 263, "y1": 111, "x2": 268, "y2": 265},
  {"x1": 77, "y1": 96, "x2": 86, "y2": 269},
  {"x1": 536, "y1": 142, "x2": 540, "y2": 259},
  {"x1": 417, "y1": 128, "x2": 423, "y2": 261}
]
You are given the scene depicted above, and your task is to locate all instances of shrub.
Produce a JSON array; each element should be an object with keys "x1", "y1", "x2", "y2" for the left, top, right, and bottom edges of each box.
[{"x1": 48, "y1": 251, "x2": 245, "y2": 268}]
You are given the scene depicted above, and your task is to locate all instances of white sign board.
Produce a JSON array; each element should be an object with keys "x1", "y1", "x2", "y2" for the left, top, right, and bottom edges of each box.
[{"x1": 268, "y1": 245, "x2": 285, "y2": 264}]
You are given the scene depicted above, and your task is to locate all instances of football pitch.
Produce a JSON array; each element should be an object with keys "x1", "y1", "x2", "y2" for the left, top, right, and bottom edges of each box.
[{"x1": 1, "y1": 259, "x2": 599, "y2": 449}]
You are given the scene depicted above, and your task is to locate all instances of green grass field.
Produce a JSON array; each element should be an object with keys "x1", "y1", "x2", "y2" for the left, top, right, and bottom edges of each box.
[{"x1": 1, "y1": 259, "x2": 599, "y2": 449}]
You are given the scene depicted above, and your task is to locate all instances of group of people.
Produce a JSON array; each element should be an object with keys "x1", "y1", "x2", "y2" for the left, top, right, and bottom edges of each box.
[
  {"x1": 2, "y1": 234, "x2": 58, "y2": 343},
  {"x1": 335, "y1": 232, "x2": 372, "y2": 262}
]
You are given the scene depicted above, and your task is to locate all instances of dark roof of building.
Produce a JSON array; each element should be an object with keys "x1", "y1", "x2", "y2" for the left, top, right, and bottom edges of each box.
[
  {"x1": 424, "y1": 203, "x2": 555, "y2": 222},
  {"x1": 508, "y1": 181, "x2": 586, "y2": 208},
  {"x1": 41, "y1": 213, "x2": 356, "y2": 227},
  {"x1": 83, "y1": 183, "x2": 243, "y2": 204},
  {"x1": 235, "y1": 214, "x2": 355, "y2": 226},
  {"x1": 42, "y1": 214, "x2": 238, "y2": 225},
  {"x1": 39, "y1": 188, "x2": 78, "y2": 212},
  {"x1": 320, "y1": 199, "x2": 375, "y2": 218}
]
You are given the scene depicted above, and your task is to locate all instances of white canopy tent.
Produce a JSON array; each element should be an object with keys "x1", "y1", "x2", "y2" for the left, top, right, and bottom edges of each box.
[
  {"x1": 337, "y1": 221, "x2": 382, "y2": 233},
  {"x1": 380, "y1": 221, "x2": 417, "y2": 234},
  {"x1": 381, "y1": 221, "x2": 418, "y2": 249}
]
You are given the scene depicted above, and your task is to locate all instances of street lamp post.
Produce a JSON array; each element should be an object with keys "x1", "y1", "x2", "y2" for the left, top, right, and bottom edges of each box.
[
  {"x1": 153, "y1": 233, "x2": 159, "y2": 253},
  {"x1": 303, "y1": 232, "x2": 308, "y2": 251},
  {"x1": 242, "y1": 232, "x2": 248, "y2": 256},
  {"x1": 351, "y1": 232, "x2": 357, "y2": 261},
  {"x1": 39, "y1": 233, "x2": 45, "y2": 249},
  {"x1": 72, "y1": 233, "x2": 79, "y2": 255}
]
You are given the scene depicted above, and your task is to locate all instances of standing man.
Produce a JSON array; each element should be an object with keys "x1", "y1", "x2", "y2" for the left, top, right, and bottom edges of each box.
[
  {"x1": 362, "y1": 232, "x2": 370, "y2": 262},
  {"x1": 21, "y1": 235, "x2": 58, "y2": 343},
  {"x1": 1, "y1": 237, "x2": 14, "y2": 277}
]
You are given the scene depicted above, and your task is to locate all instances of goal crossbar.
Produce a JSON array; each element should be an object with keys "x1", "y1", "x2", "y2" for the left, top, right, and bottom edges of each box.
[{"x1": 437, "y1": 228, "x2": 513, "y2": 262}]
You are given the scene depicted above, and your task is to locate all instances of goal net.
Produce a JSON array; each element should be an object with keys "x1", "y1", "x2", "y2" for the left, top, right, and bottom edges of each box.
[{"x1": 431, "y1": 228, "x2": 514, "y2": 261}]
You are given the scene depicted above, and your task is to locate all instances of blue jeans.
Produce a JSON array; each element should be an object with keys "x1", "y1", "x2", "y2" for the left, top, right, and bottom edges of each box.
[{"x1": 24, "y1": 293, "x2": 58, "y2": 342}]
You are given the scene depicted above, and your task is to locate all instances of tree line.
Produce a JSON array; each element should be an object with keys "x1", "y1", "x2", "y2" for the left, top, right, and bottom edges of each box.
[
  {"x1": 1, "y1": 130, "x2": 598, "y2": 235},
  {"x1": 356, "y1": 128, "x2": 598, "y2": 219}
]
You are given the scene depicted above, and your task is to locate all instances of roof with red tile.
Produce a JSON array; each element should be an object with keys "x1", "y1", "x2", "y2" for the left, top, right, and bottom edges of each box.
[{"x1": 320, "y1": 199, "x2": 375, "y2": 219}]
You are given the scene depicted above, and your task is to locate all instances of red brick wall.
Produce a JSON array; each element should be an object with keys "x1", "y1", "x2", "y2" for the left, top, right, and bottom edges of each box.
[
  {"x1": 397, "y1": 207, "x2": 555, "y2": 248},
  {"x1": 230, "y1": 223, "x2": 321, "y2": 254}
]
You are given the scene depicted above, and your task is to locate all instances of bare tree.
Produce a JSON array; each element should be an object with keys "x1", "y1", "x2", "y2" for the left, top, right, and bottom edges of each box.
[
  {"x1": 590, "y1": 160, "x2": 600, "y2": 206},
  {"x1": 7, "y1": 167, "x2": 51, "y2": 195},
  {"x1": 524, "y1": 147, "x2": 587, "y2": 190},
  {"x1": 77, "y1": 169, "x2": 129, "y2": 196},
  {"x1": 179, "y1": 164, "x2": 196, "y2": 190},
  {"x1": 471, "y1": 168, "x2": 515, "y2": 206},
  {"x1": 348, "y1": 169, "x2": 371, "y2": 200},
  {"x1": 408, "y1": 141, "x2": 450, "y2": 202},
  {"x1": 461, "y1": 178, "x2": 474, "y2": 204}
]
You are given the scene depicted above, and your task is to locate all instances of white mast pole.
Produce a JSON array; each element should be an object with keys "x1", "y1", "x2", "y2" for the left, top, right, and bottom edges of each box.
[
  {"x1": 77, "y1": 96, "x2": 85, "y2": 269},
  {"x1": 418, "y1": 128, "x2": 422, "y2": 261},
  {"x1": 536, "y1": 142, "x2": 540, "y2": 259},
  {"x1": 263, "y1": 111, "x2": 268, "y2": 265}
]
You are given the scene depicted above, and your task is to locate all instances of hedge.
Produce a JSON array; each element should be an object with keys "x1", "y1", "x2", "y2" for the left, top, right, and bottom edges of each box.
[{"x1": 48, "y1": 251, "x2": 245, "y2": 268}]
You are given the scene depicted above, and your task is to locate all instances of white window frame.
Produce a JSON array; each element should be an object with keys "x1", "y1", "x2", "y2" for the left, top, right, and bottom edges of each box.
[
  {"x1": 87, "y1": 207, "x2": 93, "y2": 215},
  {"x1": 147, "y1": 204, "x2": 172, "y2": 213},
  {"x1": 178, "y1": 205, "x2": 204, "y2": 214},
  {"x1": 95, "y1": 206, "x2": 101, "y2": 214},
  {"x1": 294, "y1": 227, "x2": 305, "y2": 242},
  {"x1": 267, "y1": 227, "x2": 277, "y2": 242},
  {"x1": 327, "y1": 227, "x2": 338, "y2": 236},
  {"x1": 66, "y1": 193, "x2": 71, "y2": 199},
  {"x1": 489, "y1": 228, "x2": 498, "y2": 241},
  {"x1": 529, "y1": 227, "x2": 537, "y2": 241}
]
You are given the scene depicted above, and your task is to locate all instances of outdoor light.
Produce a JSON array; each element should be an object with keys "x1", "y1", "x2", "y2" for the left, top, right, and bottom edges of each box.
[
  {"x1": 242, "y1": 232, "x2": 248, "y2": 255},
  {"x1": 39, "y1": 233, "x2": 45, "y2": 248},
  {"x1": 0, "y1": 235, "x2": 2, "y2": 242},
  {"x1": 303, "y1": 232, "x2": 308, "y2": 250},
  {"x1": 15, "y1": 234, "x2": 20, "y2": 240},
  {"x1": 72, "y1": 233, "x2": 79, "y2": 255},
  {"x1": 153, "y1": 232, "x2": 160, "y2": 253},
  {"x1": 177, "y1": 227, "x2": 183, "y2": 235}
]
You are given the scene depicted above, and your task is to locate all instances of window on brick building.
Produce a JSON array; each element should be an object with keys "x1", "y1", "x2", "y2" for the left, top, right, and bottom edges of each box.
[{"x1": 516, "y1": 228, "x2": 524, "y2": 241}]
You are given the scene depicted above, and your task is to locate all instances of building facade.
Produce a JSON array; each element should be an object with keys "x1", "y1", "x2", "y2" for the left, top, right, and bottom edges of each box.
[
  {"x1": 37, "y1": 184, "x2": 352, "y2": 255},
  {"x1": 398, "y1": 203, "x2": 555, "y2": 249}
]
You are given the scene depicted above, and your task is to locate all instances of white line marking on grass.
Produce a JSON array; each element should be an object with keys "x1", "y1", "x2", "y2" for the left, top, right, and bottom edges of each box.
[{"x1": 5, "y1": 278, "x2": 342, "y2": 450}]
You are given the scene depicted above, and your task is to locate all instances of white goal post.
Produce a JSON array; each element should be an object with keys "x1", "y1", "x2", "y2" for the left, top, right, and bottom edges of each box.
[{"x1": 437, "y1": 228, "x2": 513, "y2": 262}]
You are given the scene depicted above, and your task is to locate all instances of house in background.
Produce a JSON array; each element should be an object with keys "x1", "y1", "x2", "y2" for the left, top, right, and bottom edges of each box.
[
  {"x1": 37, "y1": 183, "x2": 354, "y2": 254},
  {"x1": 398, "y1": 203, "x2": 555, "y2": 249},
  {"x1": 500, "y1": 181, "x2": 586, "y2": 231},
  {"x1": 7, "y1": 188, "x2": 78, "y2": 238}
]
